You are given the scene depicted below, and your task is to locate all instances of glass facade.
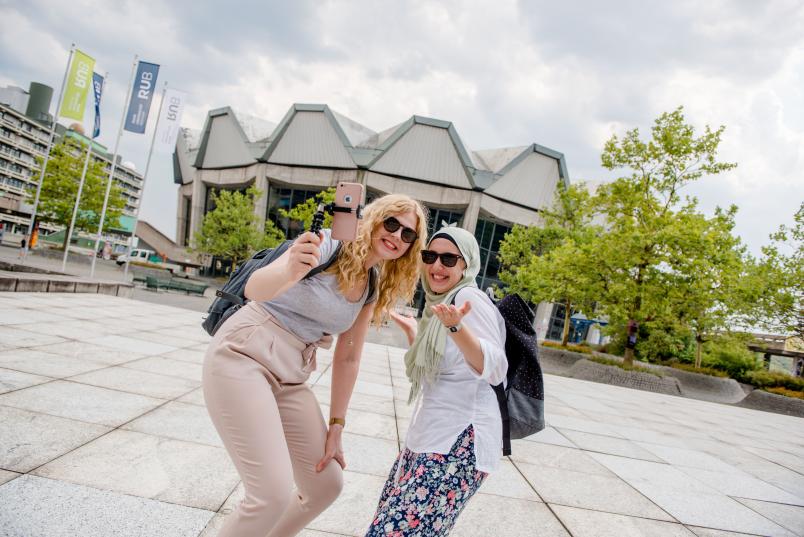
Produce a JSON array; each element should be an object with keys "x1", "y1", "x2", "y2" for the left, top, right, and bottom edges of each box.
[
  {"x1": 474, "y1": 218, "x2": 511, "y2": 293},
  {"x1": 266, "y1": 186, "x2": 325, "y2": 239}
]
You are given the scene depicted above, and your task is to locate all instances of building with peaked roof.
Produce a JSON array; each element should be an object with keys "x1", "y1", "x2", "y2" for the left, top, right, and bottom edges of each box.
[{"x1": 175, "y1": 104, "x2": 570, "y2": 298}]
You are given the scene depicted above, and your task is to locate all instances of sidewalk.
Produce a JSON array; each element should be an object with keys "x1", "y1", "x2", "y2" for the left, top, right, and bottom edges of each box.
[{"x1": 0, "y1": 292, "x2": 802, "y2": 536}]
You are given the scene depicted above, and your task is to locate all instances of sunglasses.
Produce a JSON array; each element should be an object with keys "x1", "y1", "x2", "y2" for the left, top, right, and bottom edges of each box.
[
  {"x1": 420, "y1": 250, "x2": 464, "y2": 268},
  {"x1": 383, "y1": 217, "x2": 419, "y2": 244}
]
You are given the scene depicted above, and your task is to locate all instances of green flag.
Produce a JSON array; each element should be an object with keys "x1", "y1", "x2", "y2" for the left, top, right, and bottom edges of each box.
[{"x1": 61, "y1": 49, "x2": 95, "y2": 121}]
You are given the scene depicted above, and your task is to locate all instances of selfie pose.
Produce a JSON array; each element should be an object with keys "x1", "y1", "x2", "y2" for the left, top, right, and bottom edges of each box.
[
  {"x1": 203, "y1": 192, "x2": 427, "y2": 537},
  {"x1": 367, "y1": 225, "x2": 507, "y2": 537}
]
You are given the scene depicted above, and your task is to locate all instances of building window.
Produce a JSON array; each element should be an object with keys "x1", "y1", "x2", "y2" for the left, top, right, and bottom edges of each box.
[
  {"x1": 425, "y1": 207, "x2": 463, "y2": 239},
  {"x1": 266, "y1": 186, "x2": 325, "y2": 239},
  {"x1": 182, "y1": 197, "x2": 192, "y2": 247},
  {"x1": 474, "y1": 218, "x2": 511, "y2": 292}
]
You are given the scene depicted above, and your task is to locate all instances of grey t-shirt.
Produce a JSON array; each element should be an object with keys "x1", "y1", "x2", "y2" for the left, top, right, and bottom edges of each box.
[{"x1": 260, "y1": 229, "x2": 378, "y2": 343}]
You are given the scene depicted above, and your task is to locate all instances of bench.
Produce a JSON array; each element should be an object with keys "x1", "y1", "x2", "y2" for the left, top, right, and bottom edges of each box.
[
  {"x1": 144, "y1": 276, "x2": 208, "y2": 296},
  {"x1": 168, "y1": 279, "x2": 208, "y2": 296}
]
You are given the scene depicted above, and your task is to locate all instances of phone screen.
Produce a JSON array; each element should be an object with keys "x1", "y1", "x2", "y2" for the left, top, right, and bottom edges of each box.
[{"x1": 331, "y1": 182, "x2": 364, "y2": 241}]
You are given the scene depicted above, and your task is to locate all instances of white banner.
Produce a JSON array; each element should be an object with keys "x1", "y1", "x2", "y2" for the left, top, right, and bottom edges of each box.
[{"x1": 153, "y1": 88, "x2": 187, "y2": 154}]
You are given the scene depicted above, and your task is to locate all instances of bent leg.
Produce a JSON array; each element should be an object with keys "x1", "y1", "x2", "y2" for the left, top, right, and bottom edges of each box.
[
  {"x1": 203, "y1": 352, "x2": 294, "y2": 537},
  {"x1": 265, "y1": 384, "x2": 344, "y2": 537}
]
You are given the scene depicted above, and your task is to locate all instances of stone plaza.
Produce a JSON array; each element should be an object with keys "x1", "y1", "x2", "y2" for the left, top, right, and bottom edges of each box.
[{"x1": 0, "y1": 292, "x2": 803, "y2": 536}]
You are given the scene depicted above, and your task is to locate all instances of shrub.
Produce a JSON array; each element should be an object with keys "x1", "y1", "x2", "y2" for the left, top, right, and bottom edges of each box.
[
  {"x1": 662, "y1": 362, "x2": 728, "y2": 377},
  {"x1": 541, "y1": 341, "x2": 593, "y2": 354},
  {"x1": 764, "y1": 387, "x2": 804, "y2": 400},
  {"x1": 744, "y1": 370, "x2": 804, "y2": 391},
  {"x1": 637, "y1": 327, "x2": 695, "y2": 364},
  {"x1": 588, "y1": 356, "x2": 664, "y2": 377},
  {"x1": 701, "y1": 336, "x2": 762, "y2": 380}
]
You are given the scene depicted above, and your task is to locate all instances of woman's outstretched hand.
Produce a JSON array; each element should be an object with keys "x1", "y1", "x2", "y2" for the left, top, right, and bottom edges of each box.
[
  {"x1": 287, "y1": 231, "x2": 322, "y2": 280},
  {"x1": 389, "y1": 310, "x2": 418, "y2": 345},
  {"x1": 431, "y1": 301, "x2": 472, "y2": 328},
  {"x1": 316, "y1": 424, "x2": 346, "y2": 472}
]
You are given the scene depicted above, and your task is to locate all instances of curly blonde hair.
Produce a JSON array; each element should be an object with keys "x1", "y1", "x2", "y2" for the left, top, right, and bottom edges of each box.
[{"x1": 327, "y1": 194, "x2": 428, "y2": 326}]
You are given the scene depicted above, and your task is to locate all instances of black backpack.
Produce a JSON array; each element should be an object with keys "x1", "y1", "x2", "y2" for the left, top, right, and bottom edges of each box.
[
  {"x1": 202, "y1": 240, "x2": 342, "y2": 336},
  {"x1": 453, "y1": 292, "x2": 546, "y2": 456},
  {"x1": 493, "y1": 293, "x2": 546, "y2": 456}
]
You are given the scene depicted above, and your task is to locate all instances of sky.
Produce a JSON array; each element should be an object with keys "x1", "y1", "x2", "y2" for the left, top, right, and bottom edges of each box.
[{"x1": 1, "y1": 0, "x2": 802, "y2": 255}]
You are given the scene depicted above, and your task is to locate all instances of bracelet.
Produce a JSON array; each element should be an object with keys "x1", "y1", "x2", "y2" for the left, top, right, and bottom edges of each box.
[{"x1": 328, "y1": 417, "x2": 346, "y2": 428}]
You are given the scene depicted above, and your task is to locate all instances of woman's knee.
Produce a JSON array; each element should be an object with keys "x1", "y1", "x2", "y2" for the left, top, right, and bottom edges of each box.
[{"x1": 308, "y1": 463, "x2": 344, "y2": 507}]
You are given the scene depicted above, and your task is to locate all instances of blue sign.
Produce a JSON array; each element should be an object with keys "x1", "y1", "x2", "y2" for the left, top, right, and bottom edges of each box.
[
  {"x1": 123, "y1": 61, "x2": 160, "y2": 134},
  {"x1": 91, "y1": 72, "x2": 104, "y2": 139}
]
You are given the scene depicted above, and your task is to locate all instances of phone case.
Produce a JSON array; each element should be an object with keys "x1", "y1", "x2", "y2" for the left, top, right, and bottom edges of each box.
[{"x1": 331, "y1": 182, "x2": 364, "y2": 241}]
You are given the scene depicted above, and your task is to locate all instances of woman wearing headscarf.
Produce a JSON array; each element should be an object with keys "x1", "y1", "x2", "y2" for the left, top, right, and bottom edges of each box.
[{"x1": 366, "y1": 225, "x2": 507, "y2": 537}]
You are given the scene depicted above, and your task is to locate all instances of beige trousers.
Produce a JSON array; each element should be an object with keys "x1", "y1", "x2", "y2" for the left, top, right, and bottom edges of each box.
[{"x1": 203, "y1": 302, "x2": 342, "y2": 537}]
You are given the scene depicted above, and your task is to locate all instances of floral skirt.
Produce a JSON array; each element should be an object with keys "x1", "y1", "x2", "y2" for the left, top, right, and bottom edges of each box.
[{"x1": 365, "y1": 426, "x2": 487, "y2": 537}]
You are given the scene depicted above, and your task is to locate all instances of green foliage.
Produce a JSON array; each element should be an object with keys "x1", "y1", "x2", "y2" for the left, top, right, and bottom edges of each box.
[
  {"x1": 635, "y1": 323, "x2": 695, "y2": 363},
  {"x1": 662, "y1": 362, "x2": 729, "y2": 378},
  {"x1": 35, "y1": 138, "x2": 126, "y2": 247},
  {"x1": 278, "y1": 188, "x2": 336, "y2": 231},
  {"x1": 745, "y1": 203, "x2": 803, "y2": 339},
  {"x1": 588, "y1": 356, "x2": 664, "y2": 377},
  {"x1": 592, "y1": 107, "x2": 743, "y2": 363},
  {"x1": 192, "y1": 186, "x2": 279, "y2": 268},
  {"x1": 540, "y1": 341, "x2": 593, "y2": 354},
  {"x1": 744, "y1": 370, "x2": 804, "y2": 392},
  {"x1": 764, "y1": 387, "x2": 804, "y2": 400},
  {"x1": 700, "y1": 335, "x2": 761, "y2": 380}
]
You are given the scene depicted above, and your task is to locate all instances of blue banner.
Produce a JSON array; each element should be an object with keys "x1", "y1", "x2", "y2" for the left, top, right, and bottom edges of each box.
[
  {"x1": 123, "y1": 61, "x2": 160, "y2": 134},
  {"x1": 91, "y1": 72, "x2": 104, "y2": 139}
]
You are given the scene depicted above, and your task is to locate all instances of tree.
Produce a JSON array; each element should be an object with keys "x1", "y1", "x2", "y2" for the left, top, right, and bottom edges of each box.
[
  {"x1": 499, "y1": 183, "x2": 600, "y2": 345},
  {"x1": 278, "y1": 188, "x2": 336, "y2": 235},
  {"x1": 35, "y1": 138, "x2": 126, "y2": 251},
  {"x1": 192, "y1": 186, "x2": 283, "y2": 271},
  {"x1": 593, "y1": 107, "x2": 737, "y2": 365},
  {"x1": 749, "y1": 202, "x2": 804, "y2": 340}
]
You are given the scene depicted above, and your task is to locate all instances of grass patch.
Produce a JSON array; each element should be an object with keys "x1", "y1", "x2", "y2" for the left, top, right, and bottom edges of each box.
[
  {"x1": 662, "y1": 362, "x2": 729, "y2": 378},
  {"x1": 588, "y1": 356, "x2": 664, "y2": 378},
  {"x1": 763, "y1": 387, "x2": 804, "y2": 400},
  {"x1": 541, "y1": 341, "x2": 593, "y2": 354}
]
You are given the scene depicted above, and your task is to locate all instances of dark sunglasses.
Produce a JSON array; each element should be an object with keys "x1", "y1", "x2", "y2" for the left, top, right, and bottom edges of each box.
[
  {"x1": 383, "y1": 217, "x2": 419, "y2": 244},
  {"x1": 420, "y1": 250, "x2": 464, "y2": 268}
]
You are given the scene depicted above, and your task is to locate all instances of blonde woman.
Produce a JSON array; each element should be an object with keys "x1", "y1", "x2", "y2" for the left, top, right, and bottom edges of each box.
[{"x1": 203, "y1": 194, "x2": 428, "y2": 537}]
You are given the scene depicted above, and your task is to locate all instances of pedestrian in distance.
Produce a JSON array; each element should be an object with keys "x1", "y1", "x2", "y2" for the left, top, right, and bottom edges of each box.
[
  {"x1": 203, "y1": 194, "x2": 428, "y2": 537},
  {"x1": 366, "y1": 224, "x2": 507, "y2": 537}
]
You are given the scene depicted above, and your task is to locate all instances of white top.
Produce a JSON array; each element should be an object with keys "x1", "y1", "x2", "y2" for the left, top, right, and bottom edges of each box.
[{"x1": 405, "y1": 287, "x2": 507, "y2": 473}]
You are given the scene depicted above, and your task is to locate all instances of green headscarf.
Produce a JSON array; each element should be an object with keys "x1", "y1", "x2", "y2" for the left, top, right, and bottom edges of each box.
[{"x1": 404, "y1": 224, "x2": 482, "y2": 403}]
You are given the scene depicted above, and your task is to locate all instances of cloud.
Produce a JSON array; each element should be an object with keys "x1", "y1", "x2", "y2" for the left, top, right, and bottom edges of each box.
[{"x1": 0, "y1": 0, "x2": 800, "y2": 255}]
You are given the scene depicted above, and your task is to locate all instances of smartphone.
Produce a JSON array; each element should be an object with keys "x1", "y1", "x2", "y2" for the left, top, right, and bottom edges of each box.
[{"x1": 331, "y1": 182, "x2": 364, "y2": 241}]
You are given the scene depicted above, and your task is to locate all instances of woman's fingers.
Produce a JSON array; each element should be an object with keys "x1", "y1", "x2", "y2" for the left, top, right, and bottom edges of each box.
[
  {"x1": 334, "y1": 452, "x2": 347, "y2": 470},
  {"x1": 315, "y1": 451, "x2": 333, "y2": 473}
]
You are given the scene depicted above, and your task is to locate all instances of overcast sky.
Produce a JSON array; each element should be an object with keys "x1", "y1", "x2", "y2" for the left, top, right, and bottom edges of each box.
[{"x1": 1, "y1": 0, "x2": 802, "y2": 255}]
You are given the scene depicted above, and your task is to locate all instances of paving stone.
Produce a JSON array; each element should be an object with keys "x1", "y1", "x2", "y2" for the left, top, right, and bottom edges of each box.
[
  {"x1": 85, "y1": 334, "x2": 178, "y2": 356},
  {"x1": 519, "y1": 426, "x2": 577, "y2": 448},
  {"x1": 735, "y1": 498, "x2": 804, "y2": 536},
  {"x1": 478, "y1": 458, "x2": 541, "y2": 501},
  {"x1": 0, "y1": 380, "x2": 164, "y2": 427},
  {"x1": 28, "y1": 341, "x2": 147, "y2": 365},
  {"x1": 0, "y1": 366, "x2": 51, "y2": 394},
  {"x1": 551, "y1": 504, "x2": 697, "y2": 536},
  {"x1": 0, "y1": 474, "x2": 214, "y2": 537},
  {"x1": 320, "y1": 403, "x2": 398, "y2": 441},
  {"x1": 32, "y1": 429, "x2": 239, "y2": 511},
  {"x1": 0, "y1": 348, "x2": 108, "y2": 378},
  {"x1": 515, "y1": 460, "x2": 675, "y2": 521},
  {"x1": 452, "y1": 494, "x2": 569, "y2": 537},
  {"x1": 70, "y1": 366, "x2": 199, "y2": 399},
  {"x1": 340, "y1": 432, "x2": 400, "y2": 477},
  {"x1": 0, "y1": 469, "x2": 20, "y2": 486},
  {"x1": 123, "y1": 355, "x2": 203, "y2": 381},
  {"x1": 0, "y1": 405, "x2": 110, "y2": 472},
  {"x1": 123, "y1": 401, "x2": 222, "y2": 448},
  {"x1": 557, "y1": 429, "x2": 665, "y2": 461},
  {"x1": 509, "y1": 440, "x2": 616, "y2": 477}
]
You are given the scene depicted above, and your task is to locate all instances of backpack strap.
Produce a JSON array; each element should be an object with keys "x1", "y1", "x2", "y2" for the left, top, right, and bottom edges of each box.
[
  {"x1": 216, "y1": 242, "x2": 342, "y2": 306},
  {"x1": 492, "y1": 383, "x2": 512, "y2": 456}
]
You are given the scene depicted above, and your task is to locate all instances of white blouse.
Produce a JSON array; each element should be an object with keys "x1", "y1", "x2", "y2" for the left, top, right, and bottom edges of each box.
[{"x1": 405, "y1": 287, "x2": 508, "y2": 473}]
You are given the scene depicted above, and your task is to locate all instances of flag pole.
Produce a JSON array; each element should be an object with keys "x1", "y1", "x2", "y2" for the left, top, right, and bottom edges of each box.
[
  {"x1": 62, "y1": 72, "x2": 108, "y2": 273},
  {"x1": 122, "y1": 81, "x2": 166, "y2": 280},
  {"x1": 24, "y1": 43, "x2": 75, "y2": 263},
  {"x1": 90, "y1": 56, "x2": 137, "y2": 279}
]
